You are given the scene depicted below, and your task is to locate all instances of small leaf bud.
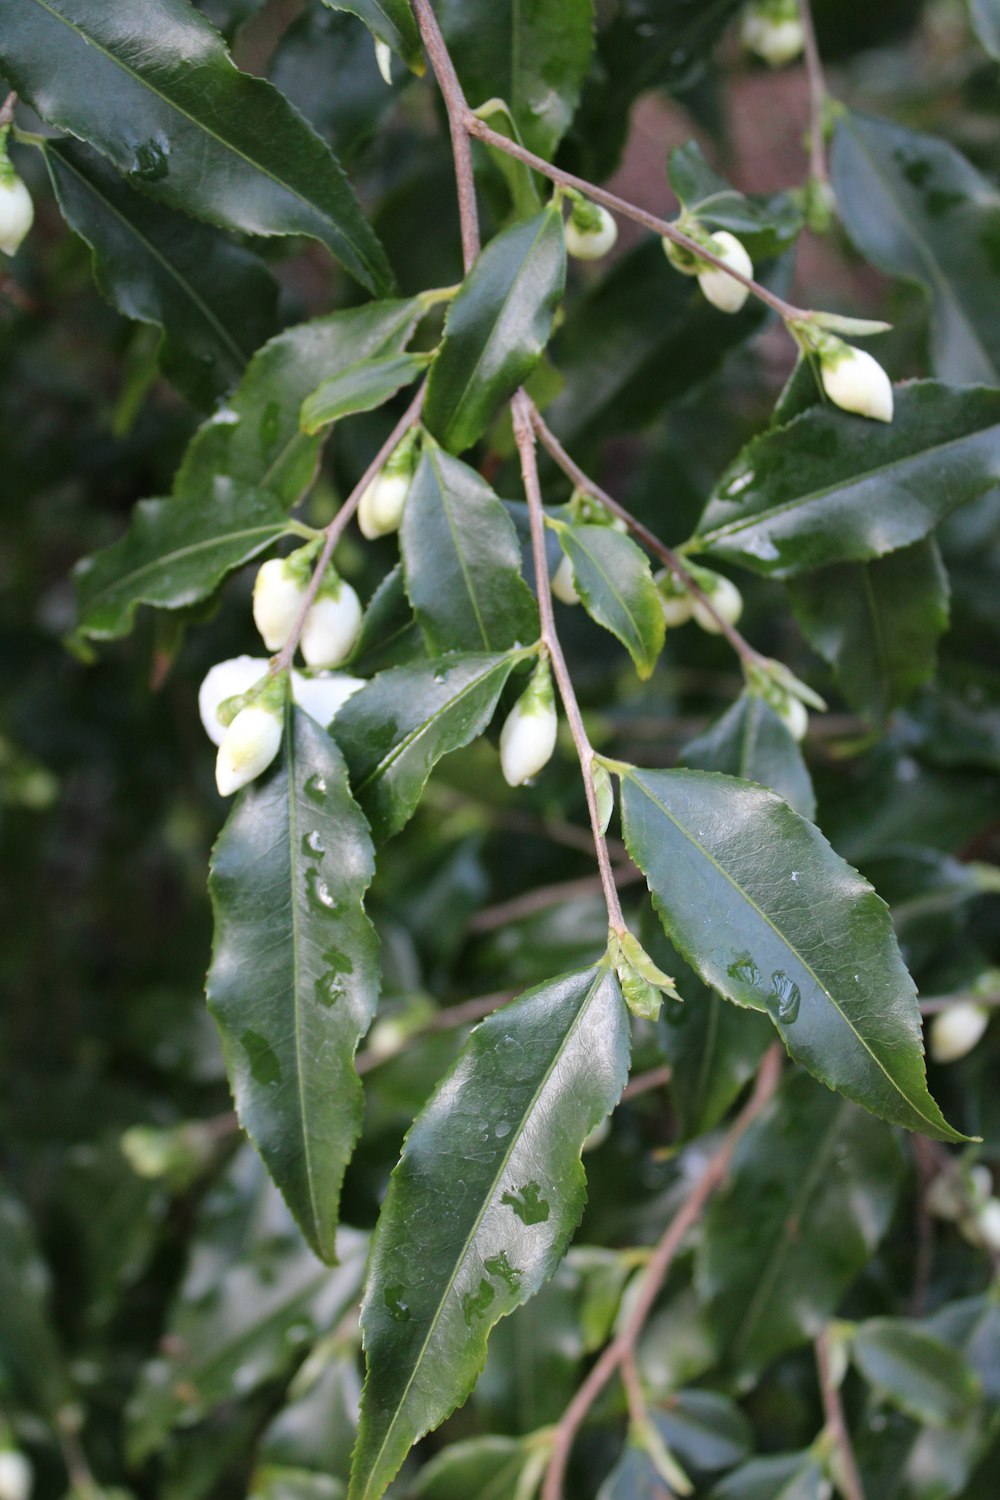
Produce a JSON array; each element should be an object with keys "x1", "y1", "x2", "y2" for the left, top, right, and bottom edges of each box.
[
  {"x1": 697, "y1": 231, "x2": 754, "y2": 315},
  {"x1": 253, "y1": 556, "x2": 310, "y2": 652},
  {"x1": 930, "y1": 1002, "x2": 990, "y2": 1064},
  {"x1": 741, "y1": 5, "x2": 805, "y2": 68},
  {"x1": 819, "y1": 340, "x2": 894, "y2": 423},
  {"x1": 198, "y1": 656, "x2": 271, "y2": 746},
  {"x1": 551, "y1": 553, "x2": 581, "y2": 605},
  {"x1": 500, "y1": 660, "x2": 558, "y2": 787},
  {"x1": 565, "y1": 201, "x2": 618, "y2": 261},
  {"x1": 300, "y1": 573, "x2": 363, "y2": 669},
  {"x1": 215, "y1": 701, "x2": 283, "y2": 797}
]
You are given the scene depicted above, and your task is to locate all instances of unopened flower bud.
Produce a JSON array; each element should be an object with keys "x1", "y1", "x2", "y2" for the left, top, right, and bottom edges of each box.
[
  {"x1": 199, "y1": 656, "x2": 271, "y2": 746},
  {"x1": 0, "y1": 171, "x2": 33, "y2": 258},
  {"x1": 975, "y1": 1198, "x2": 1000, "y2": 1253},
  {"x1": 697, "y1": 231, "x2": 753, "y2": 315},
  {"x1": 216, "y1": 702, "x2": 283, "y2": 797},
  {"x1": 820, "y1": 341, "x2": 893, "y2": 423},
  {"x1": 774, "y1": 692, "x2": 809, "y2": 742},
  {"x1": 930, "y1": 1002, "x2": 990, "y2": 1064},
  {"x1": 500, "y1": 661, "x2": 558, "y2": 787},
  {"x1": 0, "y1": 1450, "x2": 32, "y2": 1500},
  {"x1": 551, "y1": 554, "x2": 580, "y2": 605},
  {"x1": 655, "y1": 571, "x2": 694, "y2": 628},
  {"x1": 300, "y1": 574, "x2": 363, "y2": 669},
  {"x1": 253, "y1": 556, "x2": 309, "y2": 652},
  {"x1": 686, "y1": 566, "x2": 744, "y2": 634},
  {"x1": 291, "y1": 670, "x2": 365, "y2": 725},
  {"x1": 565, "y1": 202, "x2": 618, "y2": 261},
  {"x1": 741, "y1": 7, "x2": 805, "y2": 67},
  {"x1": 374, "y1": 39, "x2": 393, "y2": 85},
  {"x1": 359, "y1": 471, "x2": 411, "y2": 540}
]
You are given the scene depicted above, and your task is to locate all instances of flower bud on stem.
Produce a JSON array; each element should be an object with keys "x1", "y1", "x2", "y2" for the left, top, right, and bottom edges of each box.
[{"x1": 500, "y1": 658, "x2": 558, "y2": 787}]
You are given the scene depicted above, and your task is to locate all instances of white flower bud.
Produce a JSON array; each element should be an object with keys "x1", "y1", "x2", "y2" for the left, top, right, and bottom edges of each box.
[
  {"x1": 215, "y1": 703, "x2": 283, "y2": 797},
  {"x1": 300, "y1": 579, "x2": 363, "y2": 669},
  {"x1": 0, "y1": 173, "x2": 33, "y2": 257},
  {"x1": 741, "y1": 12, "x2": 805, "y2": 67},
  {"x1": 697, "y1": 231, "x2": 753, "y2": 315},
  {"x1": 0, "y1": 1450, "x2": 32, "y2": 1500},
  {"x1": 975, "y1": 1198, "x2": 1000, "y2": 1253},
  {"x1": 358, "y1": 472, "x2": 411, "y2": 540},
  {"x1": 198, "y1": 656, "x2": 270, "y2": 746},
  {"x1": 291, "y1": 670, "x2": 365, "y2": 725},
  {"x1": 500, "y1": 665, "x2": 558, "y2": 787},
  {"x1": 930, "y1": 1002, "x2": 990, "y2": 1064},
  {"x1": 690, "y1": 572, "x2": 744, "y2": 634},
  {"x1": 775, "y1": 693, "x2": 809, "y2": 742},
  {"x1": 662, "y1": 236, "x2": 700, "y2": 275},
  {"x1": 551, "y1": 554, "x2": 580, "y2": 605},
  {"x1": 253, "y1": 557, "x2": 309, "y2": 652},
  {"x1": 820, "y1": 343, "x2": 894, "y2": 423},
  {"x1": 374, "y1": 39, "x2": 393, "y2": 85},
  {"x1": 565, "y1": 205, "x2": 618, "y2": 261}
]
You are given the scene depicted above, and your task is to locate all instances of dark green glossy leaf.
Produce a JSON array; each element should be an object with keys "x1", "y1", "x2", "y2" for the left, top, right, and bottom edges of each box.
[
  {"x1": 349, "y1": 963, "x2": 630, "y2": 1500},
  {"x1": 126, "y1": 1150, "x2": 368, "y2": 1460},
  {"x1": 270, "y1": 7, "x2": 398, "y2": 162},
  {"x1": 557, "y1": 524, "x2": 665, "y2": 679},
  {"x1": 681, "y1": 693, "x2": 816, "y2": 819},
  {"x1": 438, "y1": 0, "x2": 594, "y2": 157},
  {"x1": 653, "y1": 1390, "x2": 753, "y2": 1472},
  {"x1": 546, "y1": 239, "x2": 779, "y2": 453},
  {"x1": 969, "y1": 0, "x2": 1000, "y2": 58},
  {"x1": 788, "y1": 540, "x2": 950, "y2": 724},
  {"x1": 74, "y1": 481, "x2": 288, "y2": 642},
  {"x1": 46, "y1": 139, "x2": 278, "y2": 409},
  {"x1": 698, "y1": 1074, "x2": 904, "y2": 1379},
  {"x1": 708, "y1": 1452, "x2": 829, "y2": 1500},
  {"x1": 300, "y1": 351, "x2": 429, "y2": 434},
  {"x1": 669, "y1": 140, "x2": 802, "y2": 260},
  {"x1": 696, "y1": 383, "x2": 1000, "y2": 578},
  {"x1": 320, "y1": 0, "x2": 421, "y2": 71},
  {"x1": 334, "y1": 652, "x2": 527, "y2": 840},
  {"x1": 207, "y1": 708, "x2": 379, "y2": 1265},
  {"x1": 412, "y1": 1436, "x2": 531, "y2": 1500},
  {"x1": 832, "y1": 111, "x2": 1000, "y2": 383},
  {"x1": 349, "y1": 565, "x2": 425, "y2": 674},
  {"x1": 0, "y1": 0, "x2": 393, "y2": 294},
  {"x1": 252, "y1": 1469, "x2": 344, "y2": 1500},
  {"x1": 423, "y1": 207, "x2": 566, "y2": 454},
  {"x1": 177, "y1": 298, "x2": 424, "y2": 508},
  {"x1": 596, "y1": 1443, "x2": 667, "y2": 1500},
  {"x1": 852, "y1": 1318, "x2": 982, "y2": 1426},
  {"x1": 0, "y1": 1189, "x2": 74, "y2": 1417},
  {"x1": 401, "y1": 446, "x2": 539, "y2": 653},
  {"x1": 660, "y1": 987, "x2": 772, "y2": 1143},
  {"x1": 618, "y1": 765, "x2": 964, "y2": 1138}
]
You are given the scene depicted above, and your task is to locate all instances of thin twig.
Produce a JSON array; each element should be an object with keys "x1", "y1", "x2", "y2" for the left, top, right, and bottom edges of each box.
[
  {"x1": 797, "y1": 0, "x2": 829, "y2": 186},
  {"x1": 272, "y1": 382, "x2": 426, "y2": 674},
  {"x1": 919, "y1": 991, "x2": 1000, "y2": 1015},
  {"x1": 412, "y1": 0, "x2": 480, "y2": 270},
  {"x1": 470, "y1": 867, "x2": 643, "y2": 935},
  {"x1": 355, "y1": 988, "x2": 517, "y2": 1074},
  {"x1": 815, "y1": 1327, "x2": 866, "y2": 1500},
  {"x1": 621, "y1": 1065, "x2": 673, "y2": 1103},
  {"x1": 0, "y1": 92, "x2": 18, "y2": 130},
  {"x1": 529, "y1": 405, "x2": 768, "y2": 670},
  {"x1": 512, "y1": 390, "x2": 627, "y2": 937},
  {"x1": 465, "y1": 115, "x2": 807, "y2": 324},
  {"x1": 909, "y1": 1134, "x2": 936, "y2": 1318},
  {"x1": 541, "y1": 1046, "x2": 782, "y2": 1500}
]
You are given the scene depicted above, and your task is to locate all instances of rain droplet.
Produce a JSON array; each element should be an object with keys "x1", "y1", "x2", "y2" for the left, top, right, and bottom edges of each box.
[
  {"x1": 384, "y1": 1285, "x2": 411, "y2": 1322},
  {"x1": 501, "y1": 1182, "x2": 550, "y2": 1225},
  {"x1": 791, "y1": 870, "x2": 800, "y2": 883}
]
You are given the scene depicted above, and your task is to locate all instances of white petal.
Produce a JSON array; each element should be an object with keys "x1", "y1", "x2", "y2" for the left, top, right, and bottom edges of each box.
[
  {"x1": 0, "y1": 1451, "x2": 31, "y2": 1500},
  {"x1": 500, "y1": 700, "x2": 558, "y2": 787},
  {"x1": 821, "y1": 346, "x2": 894, "y2": 423},
  {"x1": 215, "y1": 705, "x2": 283, "y2": 796},
  {"x1": 300, "y1": 583, "x2": 363, "y2": 668},
  {"x1": 198, "y1": 656, "x2": 271, "y2": 746},
  {"x1": 252, "y1": 558, "x2": 307, "y2": 651},
  {"x1": 291, "y1": 670, "x2": 365, "y2": 724},
  {"x1": 930, "y1": 1002, "x2": 990, "y2": 1064},
  {"x1": 697, "y1": 231, "x2": 753, "y2": 314},
  {"x1": 551, "y1": 554, "x2": 581, "y2": 605},
  {"x1": 0, "y1": 176, "x2": 34, "y2": 257}
]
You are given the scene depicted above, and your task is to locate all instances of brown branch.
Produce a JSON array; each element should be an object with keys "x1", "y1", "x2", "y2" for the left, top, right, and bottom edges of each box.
[
  {"x1": 815, "y1": 1326, "x2": 866, "y2": 1500},
  {"x1": 541, "y1": 1046, "x2": 782, "y2": 1500},
  {"x1": 412, "y1": 0, "x2": 480, "y2": 270},
  {"x1": 621, "y1": 1065, "x2": 673, "y2": 1103},
  {"x1": 470, "y1": 866, "x2": 643, "y2": 935},
  {"x1": 797, "y1": 0, "x2": 829, "y2": 186},
  {"x1": 0, "y1": 92, "x2": 18, "y2": 130}
]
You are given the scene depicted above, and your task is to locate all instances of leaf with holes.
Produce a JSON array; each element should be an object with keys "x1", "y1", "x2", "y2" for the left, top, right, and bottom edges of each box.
[
  {"x1": 348, "y1": 963, "x2": 630, "y2": 1500},
  {"x1": 207, "y1": 708, "x2": 379, "y2": 1265}
]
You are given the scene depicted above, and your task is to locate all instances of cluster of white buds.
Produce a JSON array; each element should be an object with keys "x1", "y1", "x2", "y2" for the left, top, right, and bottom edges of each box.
[
  {"x1": 564, "y1": 194, "x2": 618, "y2": 261},
  {"x1": 0, "y1": 128, "x2": 33, "y2": 258},
  {"x1": 927, "y1": 1160, "x2": 1000, "y2": 1255},
  {"x1": 791, "y1": 317, "x2": 895, "y2": 424},
  {"x1": 930, "y1": 1001, "x2": 991, "y2": 1064},
  {"x1": 741, "y1": 0, "x2": 805, "y2": 67},
  {"x1": 655, "y1": 563, "x2": 744, "y2": 635},
  {"x1": 252, "y1": 542, "x2": 363, "y2": 667},
  {"x1": 358, "y1": 429, "x2": 420, "y2": 540},
  {"x1": 0, "y1": 1447, "x2": 31, "y2": 1500},
  {"x1": 663, "y1": 222, "x2": 754, "y2": 315},
  {"x1": 500, "y1": 659, "x2": 558, "y2": 787}
]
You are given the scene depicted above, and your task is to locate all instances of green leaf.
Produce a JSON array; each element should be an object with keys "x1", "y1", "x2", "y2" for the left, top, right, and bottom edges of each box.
[
  {"x1": 472, "y1": 100, "x2": 544, "y2": 220},
  {"x1": 788, "y1": 540, "x2": 950, "y2": 724},
  {"x1": 177, "y1": 299, "x2": 424, "y2": 510},
  {"x1": 334, "y1": 652, "x2": 527, "y2": 840},
  {"x1": 423, "y1": 207, "x2": 566, "y2": 454},
  {"x1": 270, "y1": 7, "x2": 399, "y2": 162},
  {"x1": 46, "y1": 139, "x2": 278, "y2": 409},
  {"x1": 681, "y1": 693, "x2": 816, "y2": 820},
  {"x1": 320, "y1": 0, "x2": 422, "y2": 72},
  {"x1": 126, "y1": 1150, "x2": 368, "y2": 1460},
  {"x1": 653, "y1": 1391, "x2": 753, "y2": 1473},
  {"x1": 617, "y1": 765, "x2": 965, "y2": 1139},
  {"x1": 348, "y1": 963, "x2": 630, "y2": 1500},
  {"x1": 252, "y1": 1469, "x2": 345, "y2": 1500},
  {"x1": 969, "y1": 0, "x2": 1000, "y2": 58},
  {"x1": 851, "y1": 1318, "x2": 983, "y2": 1427},
  {"x1": 438, "y1": 0, "x2": 594, "y2": 157},
  {"x1": 669, "y1": 141, "x2": 802, "y2": 261},
  {"x1": 0, "y1": 0, "x2": 392, "y2": 294},
  {"x1": 696, "y1": 383, "x2": 1000, "y2": 578},
  {"x1": 596, "y1": 1443, "x2": 669, "y2": 1500},
  {"x1": 300, "y1": 351, "x2": 430, "y2": 435},
  {"x1": 556, "y1": 524, "x2": 665, "y2": 679},
  {"x1": 412, "y1": 1436, "x2": 532, "y2": 1500},
  {"x1": 74, "y1": 481, "x2": 289, "y2": 642},
  {"x1": 832, "y1": 111, "x2": 1000, "y2": 384},
  {"x1": 707, "y1": 1452, "x2": 830, "y2": 1500},
  {"x1": 659, "y1": 986, "x2": 772, "y2": 1144},
  {"x1": 207, "y1": 708, "x2": 379, "y2": 1265},
  {"x1": 698, "y1": 1073, "x2": 904, "y2": 1379},
  {"x1": 0, "y1": 1189, "x2": 74, "y2": 1417},
  {"x1": 401, "y1": 446, "x2": 539, "y2": 654},
  {"x1": 349, "y1": 564, "x2": 425, "y2": 675}
]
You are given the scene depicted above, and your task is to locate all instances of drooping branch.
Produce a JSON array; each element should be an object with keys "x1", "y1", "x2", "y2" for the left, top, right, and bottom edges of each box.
[
  {"x1": 815, "y1": 1326, "x2": 866, "y2": 1500},
  {"x1": 411, "y1": 0, "x2": 480, "y2": 269}
]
